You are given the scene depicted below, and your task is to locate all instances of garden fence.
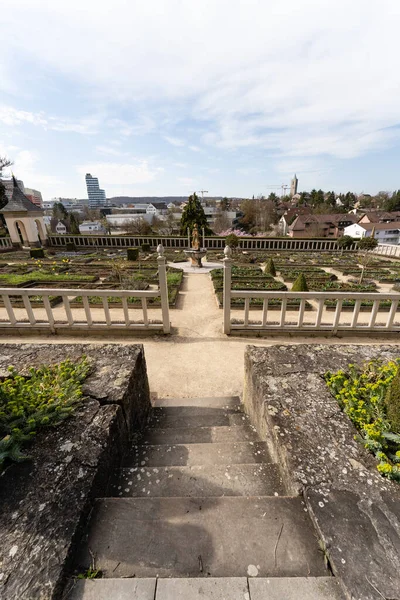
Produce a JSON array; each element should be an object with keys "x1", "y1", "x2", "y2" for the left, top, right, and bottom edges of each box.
[
  {"x1": 47, "y1": 234, "x2": 357, "y2": 252},
  {"x1": 0, "y1": 249, "x2": 170, "y2": 335},
  {"x1": 222, "y1": 247, "x2": 400, "y2": 335},
  {"x1": 373, "y1": 244, "x2": 400, "y2": 258}
]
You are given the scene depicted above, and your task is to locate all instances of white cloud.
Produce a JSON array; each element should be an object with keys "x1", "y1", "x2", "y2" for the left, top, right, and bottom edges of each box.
[
  {"x1": 95, "y1": 145, "x2": 125, "y2": 157},
  {"x1": 1, "y1": 149, "x2": 66, "y2": 200},
  {"x1": 164, "y1": 136, "x2": 185, "y2": 147},
  {"x1": 77, "y1": 160, "x2": 160, "y2": 186},
  {"x1": 2, "y1": 0, "x2": 400, "y2": 188},
  {"x1": 0, "y1": 106, "x2": 47, "y2": 127},
  {"x1": 0, "y1": 104, "x2": 101, "y2": 135},
  {"x1": 177, "y1": 176, "x2": 197, "y2": 188},
  {"x1": 106, "y1": 117, "x2": 156, "y2": 137},
  {"x1": 48, "y1": 116, "x2": 100, "y2": 135}
]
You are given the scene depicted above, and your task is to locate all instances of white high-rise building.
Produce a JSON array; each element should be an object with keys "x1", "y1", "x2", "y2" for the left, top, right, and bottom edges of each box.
[{"x1": 85, "y1": 173, "x2": 106, "y2": 209}]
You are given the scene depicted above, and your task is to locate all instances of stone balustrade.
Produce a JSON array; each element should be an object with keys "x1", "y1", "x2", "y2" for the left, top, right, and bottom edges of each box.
[
  {"x1": 222, "y1": 255, "x2": 400, "y2": 335},
  {"x1": 0, "y1": 253, "x2": 170, "y2": 335}
]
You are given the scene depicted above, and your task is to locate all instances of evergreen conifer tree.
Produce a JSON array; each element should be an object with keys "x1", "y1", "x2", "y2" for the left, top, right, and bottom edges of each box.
[
  {"x1": 291, "y1": 273, "x2": 308, "y2": 291},
  {"x1": 180, "y1": 193, "x2": 212, "y2": 236},
  {"x1": 265, "y1": 258, "x2": 276, "y2": 276}
]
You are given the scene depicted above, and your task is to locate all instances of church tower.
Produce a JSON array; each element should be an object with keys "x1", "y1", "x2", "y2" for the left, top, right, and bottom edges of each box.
[{"x1": 290, "y1": 174, "x2": 298, "y2": 197}]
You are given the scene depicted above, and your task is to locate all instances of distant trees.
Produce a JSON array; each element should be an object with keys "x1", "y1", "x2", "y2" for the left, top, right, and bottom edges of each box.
[
  {"x1": 238, "y1": 198, "x2": 277, "y2": 234},
  {"x1": 309, "y1": 189, "x2": 325, "y2": 206},
  {"x1": 325, "y1": 191, "x2": 336, "y2": 207},
  {"x1": 213, "y1": 211, "x2": 232, "y2": 234},
  {"x1": 383, "y1": 191, "x2": 400, "y2": 212},
  {"x1": 52, "y1": 203, "x2": 81, "y2": 233},
  {"x1": 0, "y1": 181, "x2": 7, "y2": 212},
  {"x1": 337, "y1": 192, "x2": 356, "y2": 210},
  {"x1": 125, "y1": 217, "x2": 152, "y2": 235},
  {"x1": 52, "y1": 202, "x2": 68, "y2": 221},
  {"x1": 267, "y1": 192, "x2": 279, "y2": 203},
  {"x1": 220, "y1": 197, "x2": 230, "y2": 211},
  {"x1": 0, "y1": 156, "x2": 13, "y2": 211}
]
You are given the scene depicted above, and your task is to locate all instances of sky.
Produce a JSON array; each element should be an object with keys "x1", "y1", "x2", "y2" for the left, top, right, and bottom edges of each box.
[{"x1": 1, "y1": 0, "x2": 400, "y2": 201}]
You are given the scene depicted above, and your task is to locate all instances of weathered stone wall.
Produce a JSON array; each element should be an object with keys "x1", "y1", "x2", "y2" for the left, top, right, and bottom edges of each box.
[
  {"x1": 244, "y1": 344, "x2": 400, "y2": 600},
  {"x1": 0, "y1": 343, "x2": 150, "y2": 600}
]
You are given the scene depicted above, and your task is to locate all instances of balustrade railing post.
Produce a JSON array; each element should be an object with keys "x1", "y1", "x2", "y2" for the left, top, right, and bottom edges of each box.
[
  {"x1": 157, "y1": 244, "x2": 170, "y2": 334},
  {"x1": 223, "y1": 245, "x2": 232, "y2": 335}
]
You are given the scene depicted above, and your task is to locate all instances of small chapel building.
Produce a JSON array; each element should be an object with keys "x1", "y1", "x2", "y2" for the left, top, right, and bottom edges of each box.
[{"x1": 1, "y1": 177, "x2": 47, "y2": 247}]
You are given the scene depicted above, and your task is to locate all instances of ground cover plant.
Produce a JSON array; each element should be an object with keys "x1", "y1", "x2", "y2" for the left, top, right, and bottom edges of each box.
[
  {"x1": 0, "y1": 271, "x2": 97, "y2": 286},
  {"x1": 325, "y1": 359, "x2": 400, "y2": 481},
  {"x1": 0, "y1": 357, "x2": 90, "y2": 471},
  {"x1": 280, "y1": 267, "x2": 336, "y2": 282}
]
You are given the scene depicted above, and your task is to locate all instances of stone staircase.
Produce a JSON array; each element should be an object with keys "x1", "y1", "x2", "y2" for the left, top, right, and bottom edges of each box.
[{"x1": 69, "y1": 397, "x2": 344, "y2": 599}]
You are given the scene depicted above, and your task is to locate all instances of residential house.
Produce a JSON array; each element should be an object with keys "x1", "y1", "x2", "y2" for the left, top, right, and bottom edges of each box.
[
  {"x1": 358, "y1": 211, "x2": 400, "y2": 224},
  {"x1": 344, "y1": 222, "x2": 400, "y2": 245},
  {"x1": 279, "y1": 207, "x2": 312, "y2": 236},
  {"x1": 79, "y1": 221, "x2": 106, "y2": 234},
  {"x1": 288, "y1": 214, "x2": 358, "y2": 238}
]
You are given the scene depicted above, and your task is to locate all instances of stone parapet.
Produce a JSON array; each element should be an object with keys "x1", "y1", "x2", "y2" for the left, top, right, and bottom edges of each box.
[
  {"x1": 0, "y1": 343, "x2": 150, "y2": 600},
  {"x1": 244, "y1": 344, "x2": 400, "y2": 600}
]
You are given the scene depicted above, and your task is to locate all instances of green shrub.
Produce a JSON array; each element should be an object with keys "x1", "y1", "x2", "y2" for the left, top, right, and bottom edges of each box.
[
  {"x1": 265, "y1": 258, "x2": 276, "y2": 276},
  {"x1": 30, "y1": 248, "x2": 45, "y2": 259},
  {"x1": 226, "y1": 233, "x2": 239, "y2": 249},
  {"x1": 66, "y1": 242, "x2": 76, "y2": 252},
  {"x1": 386, "y1": 370, "x2": 400, "y2": 433},
  {"x1": 127, "y1": 247, "x2": 139, "y2": 261},
  {"x1": 0, "y1": 358, "x2": 90, "y2": 470},
  {"x1": 141, "y1": 243, "x2": 151, "y2": 253},
  {"x1": 291, "y1": 273, "x2": 308, "y2": 291}
]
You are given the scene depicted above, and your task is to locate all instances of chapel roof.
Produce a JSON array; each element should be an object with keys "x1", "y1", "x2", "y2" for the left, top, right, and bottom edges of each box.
[{"x1": 1, "y1": 177, "x2": 44, "y2": 213}]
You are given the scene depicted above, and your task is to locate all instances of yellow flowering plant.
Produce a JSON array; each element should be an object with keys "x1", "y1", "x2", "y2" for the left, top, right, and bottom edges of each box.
[{"x1": 325, "y1": 359, "x2": 400, "y2": 482}]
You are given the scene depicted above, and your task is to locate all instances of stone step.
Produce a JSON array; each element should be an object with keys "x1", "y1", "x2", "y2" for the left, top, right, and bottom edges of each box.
[
  {"x1": 248, "y1": 577, "x2": 345, "y2": 599},
  {"x1": 77, "y1": 497, "x2": 327, "y2": 578},
  {"x1": 142, "y1": 424, "x2": 261, "y2": 445},
  {"x1": 153, "y1": 396, "x2": 241, "y2": 409},
  {"x1": 150, "y1": 409, "x2": 247, "y2": 429},
  {"x1": 153, "y1": 406, "x2": 241, "y2": 417},
  {"x1": 112, "y1": 463, "x2": 286, "y2": 497},
  {"x1": 68, "y1": 576, "x2": 344, "y2": 599},
  {"x1": 123, "y1": 441, "x2": 272, "y2": 467}
]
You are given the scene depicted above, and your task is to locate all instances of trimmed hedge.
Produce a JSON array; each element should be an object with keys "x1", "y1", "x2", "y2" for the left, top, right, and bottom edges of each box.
[
  {"x1": 30, "y1": 248, "x2": 45, "y2": 259},
  {"x1": 127, "y1": 247, "x2": 139, "y2": 261}
]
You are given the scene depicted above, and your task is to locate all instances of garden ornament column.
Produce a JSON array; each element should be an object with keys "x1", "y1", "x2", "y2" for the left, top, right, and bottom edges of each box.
[
  {"x1": 157, "y1": 244, "x2": 170, "y2": 334},
  {"x1": 223, "y1": 245, "x2": 232, "y2": 335}
]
